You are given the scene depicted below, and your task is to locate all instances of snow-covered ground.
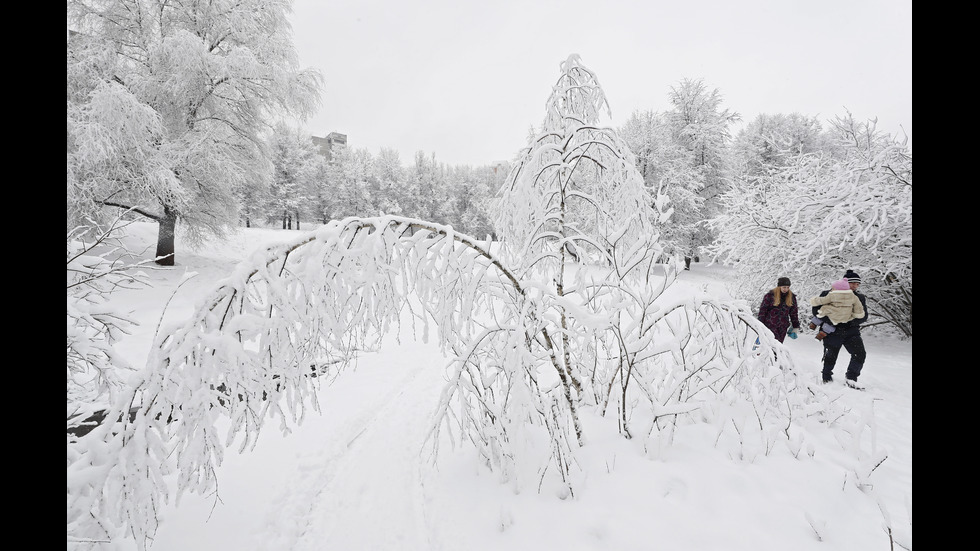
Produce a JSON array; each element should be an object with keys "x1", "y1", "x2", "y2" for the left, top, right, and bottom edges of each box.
[{"x1": 109, "y1": 222, "x2": 911, "y2": 551}]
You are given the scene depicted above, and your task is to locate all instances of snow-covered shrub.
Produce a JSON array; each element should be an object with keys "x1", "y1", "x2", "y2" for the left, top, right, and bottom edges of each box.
[{"x1": 708, "y1": 115, "x2": 912, "y2": 336}]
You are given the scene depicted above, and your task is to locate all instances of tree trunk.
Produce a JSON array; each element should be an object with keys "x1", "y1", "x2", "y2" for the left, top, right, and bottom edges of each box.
[
  {"x1": 282, "y1": 211, "x2": 287, "y2": 229},
  {"x1": 295, "y1": 210, "x2": 301, "y2": 230},
  {"x1": 155, "y1": 210, "x2": 177, "y2": 266},
  {"x1": 684, "y1": 256, "x2": 692, "y2": 270}
]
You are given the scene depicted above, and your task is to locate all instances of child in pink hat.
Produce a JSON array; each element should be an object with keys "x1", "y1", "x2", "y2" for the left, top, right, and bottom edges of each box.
[{"x1": 808, "y1": 278, "x2": 866, "y2": 338}]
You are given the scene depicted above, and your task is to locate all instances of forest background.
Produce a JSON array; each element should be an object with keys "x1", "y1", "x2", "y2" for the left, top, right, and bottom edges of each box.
[{"x1": 66, "y1": 0, "x2": 911, "y2": 334}]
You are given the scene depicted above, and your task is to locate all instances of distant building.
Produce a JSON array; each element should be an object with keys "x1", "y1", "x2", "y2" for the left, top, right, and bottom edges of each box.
[
  {"x1": 311, "y1": 132, "x2": 348, "y2": 163},
  {"x1": 490, "y1": 160, "x2": 509, "y2": 174}
]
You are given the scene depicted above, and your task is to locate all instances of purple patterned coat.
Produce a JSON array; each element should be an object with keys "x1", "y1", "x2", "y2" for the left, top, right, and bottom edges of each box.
[{"x1": 758, "y1": 290, "x2": 801, "y2": 343}]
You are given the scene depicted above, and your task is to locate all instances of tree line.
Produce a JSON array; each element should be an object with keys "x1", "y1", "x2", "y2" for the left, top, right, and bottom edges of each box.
[
  {"x1": 618, "y1": 93, "x2": 911, "y2": 338},
  {"x1": 249, "y1": 123, "x2": 504, "y2": 240},
  {"x1": 259, "y1": 78, "x2": 911, "y2": 337}
]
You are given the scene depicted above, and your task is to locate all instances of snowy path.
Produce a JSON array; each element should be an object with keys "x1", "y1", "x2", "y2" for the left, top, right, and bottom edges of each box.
[
  {"x1": 258, "y1": 340, "x2": 448, "y2": 551},
  {"x1": 144, "y1": 336, "x2": 452, "y2": 551}
]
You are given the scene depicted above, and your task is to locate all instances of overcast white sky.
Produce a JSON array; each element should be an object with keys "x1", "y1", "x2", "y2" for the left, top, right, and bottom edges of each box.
[{"x1": 288, "y1": 0, "x2": 911, "y2": 167}]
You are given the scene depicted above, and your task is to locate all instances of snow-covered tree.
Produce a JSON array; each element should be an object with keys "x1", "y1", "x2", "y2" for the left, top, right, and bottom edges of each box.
[
  {"x1": 488, "y1": 54, "x2": 676, "y2": 448},
  {"x1": 732, "y1": 112, "x2": 829, "y2": 177},
  {"x1": 620, "y1": 109, "x2": 703, "y2": 261},
  {"x1": 234, "y1": 172, "x2": 265, "y2": 228},
  {"x1": 708, "y1": 115, "x2": 912, "y2": 336},
  {"x1": 307, "y1": 157, "x2": 336, "y2": 225},
  {"x1": 66, "y1": 0, "x2": 322, "y2": 265},
  {"x1": 329, "y1": 147, "x2": 375, "y2": 219},
  {"x1": 665, "y1": 78, "x2": 740, "y2": 264},
  {"x1": 265, "y1": 123, "x2": 321, "y2": 229},
  {"x1": 371, "y1": 147, "x2": 407, "y2": 216},
  {"x1": 452, "y1": 164, "x2": 497, "y2": 238},
  {"x1": 496, "y1": 55, "x2": 663, "y2": 271},
  {"x1": 403, "y1": 151, "x2": 450, "y2": 223},
  {"x1": 68, "y1": 55, "x2": 842, "y2": 549}
]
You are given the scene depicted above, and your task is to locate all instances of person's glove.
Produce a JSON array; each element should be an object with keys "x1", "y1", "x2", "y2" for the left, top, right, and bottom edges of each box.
[
  {"x1": 816, "y1": 331, "x2": 828, "y2": 341},
  {"x1": 808, "y1": 322, "x2": 817, "y2": 330},
  {"x1": 787, "y1": 328, "x2": 798, "y2": 339}
]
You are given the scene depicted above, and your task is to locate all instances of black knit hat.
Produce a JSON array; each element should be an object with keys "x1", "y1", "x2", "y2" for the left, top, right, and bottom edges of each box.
[
  {"x1": 777, "y1": 277, "x2": 791, "y2": 287},
  {"x1": 843, "y1": 270, "x2": 861, "y2": 283}
]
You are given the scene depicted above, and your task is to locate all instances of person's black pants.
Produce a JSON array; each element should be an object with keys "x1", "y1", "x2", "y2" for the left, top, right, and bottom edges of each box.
[{"x1": 821, "y1": 329, "x2": 866, "y2": 381}]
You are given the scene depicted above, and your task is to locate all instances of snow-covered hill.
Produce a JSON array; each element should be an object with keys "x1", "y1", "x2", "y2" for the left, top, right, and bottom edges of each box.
[{"x1": 108, "y1": 222, "x2": 911, "y2": 551}]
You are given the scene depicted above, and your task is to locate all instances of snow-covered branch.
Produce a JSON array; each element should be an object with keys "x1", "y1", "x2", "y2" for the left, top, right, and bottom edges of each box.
[{"x1": 707, "y1": 116, "x2": 912, "y2": 335}]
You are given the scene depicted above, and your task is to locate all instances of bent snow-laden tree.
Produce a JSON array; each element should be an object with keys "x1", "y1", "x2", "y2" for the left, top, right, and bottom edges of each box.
[
  {"x1": 68, "y1": 212, "x2": 166, "y2": 437},
  {"x1": 708, "y1": 115, "x2": 912, "y2": 336},
  {"x1": 66, "y1": 0, "x2": 322, "y2": 265},
  {"x1": 68, "y1": 56, "x2": 842, "y2": 550}
]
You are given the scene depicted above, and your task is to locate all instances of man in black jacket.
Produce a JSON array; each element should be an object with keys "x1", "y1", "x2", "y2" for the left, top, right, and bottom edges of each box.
[{"x1": 812, "y1": 269, "x2": 869, "y2": 388}]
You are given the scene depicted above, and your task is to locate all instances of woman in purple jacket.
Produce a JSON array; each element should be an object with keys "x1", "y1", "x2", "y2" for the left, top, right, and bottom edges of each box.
[{"x1": 757, "y1": 277, "x2": 801, "y2": 343}]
